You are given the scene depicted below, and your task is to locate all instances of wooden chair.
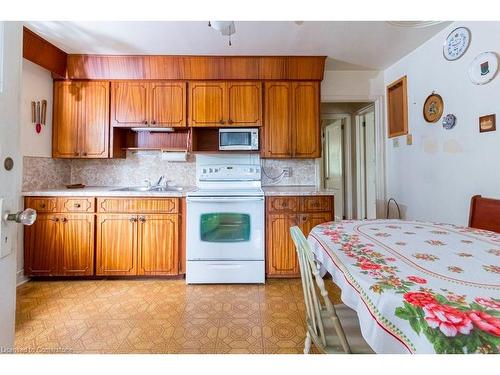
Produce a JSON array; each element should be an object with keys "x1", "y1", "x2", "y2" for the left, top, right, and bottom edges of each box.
[
  {"x1": 469, "y1": 195, "x2": 500, "y2": 233},
  {"x1": 289, "y1": 226, "x2": 373, "y2": 354}
]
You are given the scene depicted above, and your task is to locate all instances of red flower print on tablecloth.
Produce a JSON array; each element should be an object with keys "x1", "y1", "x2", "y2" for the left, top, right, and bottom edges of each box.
[
  {"x1": 486, "y1": 249, "x2": 500, "y2": 256},
  {"x1": 482, "y1": 265, "x2": 500, "y2": 274},
  {"x1": 461, "y1": 239, "x2": 473, "y2": 244},
  {"x1": 395, "y1": 241, "x2": 407, "y2": 246},
  {"x1": 385, "y1": 225, "x2": 401, "y2": 229},
  {"x1": 407, "y1": 276, "x2": 427, "y2": 284},
  {"x1": 359, "y1": 262, "x2": 381, "y2": 271},
  {"x1": 386, "y1": 257, "x2": 397, "y2": 262},
  {"x1": 447, "y1": 266, "x2": 464, "y2": 273},
  {"x1": 456, "y1": 252, "x2": 473, "y2": 257},
  {"x1": 403, "y1": 291, "x2": 436, "y2": 307},
  {"x1": 430, "y1": 230, "x2": 449, "y2": 235},
  {"x1": 426, "y1": 240, "x2": 446, "y2": 246},
  {"x1": 375, "y1": 232, "x2": 391, "y2": 237},
  {"x1": 468, "y1": 311, "x2": 500, "y2": 337},
  {"x1": 412, "y1": 253, "x2": 439, "y2": 261},
  {"x1": 475, "y1": 297, "x2": 500, "y2": 309},
  {"x1": 404, "y1": 231, "x2": 416, "y2": 235},
  {"x1": 423, "y1": 303, "x2": 473, "y2": 337}
]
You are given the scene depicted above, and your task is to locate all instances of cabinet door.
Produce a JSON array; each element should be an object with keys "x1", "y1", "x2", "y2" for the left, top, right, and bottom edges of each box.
[
  {"x1": 81, "y1": 81, "x2": 109, "y2": 158},
  {"x1": 150, "y1": 82, "x2": 186, "y2": 127},
  {"x1": 188, "y1": 82, "x2": 226, "y2": 126},
  {"x1": 292, "y1": 82, "x2": 320, "y2": 158},
  {"x1": 266, "y1": 214, "x2": 300, "y2": 277},
  {"x1": 262, "y1": 82, "x2": 292, "y2": 158},
  {"x1": 226, "y1": 82, "x2": 262, "y2": 126},
  {"x1": 59, "y1": 214, "x2": 95, "y2": 276},
  {"x1": 138, "y1": 214, "x2": 179, "y2": 275},
  {"x1": 111, "y1": 82, "x2": 149, "y2": 127},
  {"x1": 96, "y1": 214, "x2": 137, "y2": 275},
  {"x1": 24, "y1": 214, "x2": 59, "y2": 276},
  {"x1": 53, "y1": 82, "x2": 81, "y2": 158},
  {"x1": 299, "y1": 212, "x2": 333, "y2": 237}
]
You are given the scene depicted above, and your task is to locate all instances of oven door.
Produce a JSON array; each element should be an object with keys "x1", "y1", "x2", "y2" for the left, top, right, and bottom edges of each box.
[{"x1": 186, "y1": 196, "x2": 264, "y2": 261}]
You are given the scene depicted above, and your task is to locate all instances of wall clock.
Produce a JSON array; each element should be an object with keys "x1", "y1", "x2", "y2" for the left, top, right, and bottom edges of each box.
[
  {"x1": 423, "y1": 93, "x2": 444, "y2": 123},
  {"x1": 443, "y1": 27, "x2": 471, "y2": 61},
  {"x1": 468, "y1": 52, "x2": 499, "y2": 85}
]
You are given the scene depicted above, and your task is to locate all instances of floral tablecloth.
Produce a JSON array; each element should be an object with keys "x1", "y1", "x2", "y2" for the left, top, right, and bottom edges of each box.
[{"x1": 308, "y1": 220, "x2": 500, "y2": 354}]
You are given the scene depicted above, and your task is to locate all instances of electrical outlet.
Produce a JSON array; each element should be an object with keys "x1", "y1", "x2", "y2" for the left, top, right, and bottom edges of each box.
[{"x1": 283, "y1": 167, "x2": 291, "y2": 178}]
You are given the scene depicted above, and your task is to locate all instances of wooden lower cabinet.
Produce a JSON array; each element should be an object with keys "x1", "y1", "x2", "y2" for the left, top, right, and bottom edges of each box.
[
  {"x1": 265, "y1": 196, "x2": 334, "y2": 278},
  {"x1": 96, "y1": 213, "x2": 179, "y2": 276},
  {"x1": 138, "y1": 214, "x2": 179, "y2": 275},
  {"x1": 24, "y1": 213, "x2": 94, "y2": 276},
  {"x1": 96, "y1": 214, "x2": 138, "y2": 276}
]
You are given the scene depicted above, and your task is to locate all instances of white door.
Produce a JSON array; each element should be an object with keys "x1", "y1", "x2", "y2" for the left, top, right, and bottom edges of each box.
[
  {"x1": 324, "y1": 119, "x2": 344, "y2": 221},
  {"x1": 0, "y1": 22, "x2": 23, "y2": 349},
  {"x1": 364, "y1": 110, "x2": 377, "y2": 219}
]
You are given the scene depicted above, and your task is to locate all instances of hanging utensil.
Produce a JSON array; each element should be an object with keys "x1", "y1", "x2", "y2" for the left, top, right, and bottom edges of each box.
[
  {"x1": 31, "y1": 101, "x2": 36, "y2": 124},
  {"x1": 41, "y1": 99, "x2": 47, "y2": 125},
  {"x1": 35, "y1": 101, "x2": 41, "y2": 134}
]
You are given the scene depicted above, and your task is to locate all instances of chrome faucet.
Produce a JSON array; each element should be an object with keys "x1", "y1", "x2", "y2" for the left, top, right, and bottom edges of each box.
[{"x1": 155, "y1": 175, "x2": 166, "y2": 187}]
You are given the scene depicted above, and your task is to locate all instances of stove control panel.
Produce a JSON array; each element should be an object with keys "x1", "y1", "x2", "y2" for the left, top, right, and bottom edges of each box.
[{"x1": 199, "y1": 164, "x2": 261, "y2": 181}]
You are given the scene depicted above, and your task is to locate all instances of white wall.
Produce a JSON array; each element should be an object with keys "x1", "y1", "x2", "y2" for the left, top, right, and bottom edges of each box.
[
  {"x1": 322, "y1": 70, "x2": 382, "y2": 101},
  {"x1": 384, "y1": 21, "x2": 500, "y2": 225},
  {"x1": 21, "y1": 59, "x2": 53, "y2": 157}
]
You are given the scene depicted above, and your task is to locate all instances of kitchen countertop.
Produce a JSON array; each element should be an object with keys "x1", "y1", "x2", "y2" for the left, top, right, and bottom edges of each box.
[
  {"x1": 22, "y1": 186, "x2": 196, "y2": 197},
  {"x1": 262, "y1": 186, "x2": 335, "y2": 196},
  {"x1": 23, "y1": 185, "x2": 334, "y2": 197}
]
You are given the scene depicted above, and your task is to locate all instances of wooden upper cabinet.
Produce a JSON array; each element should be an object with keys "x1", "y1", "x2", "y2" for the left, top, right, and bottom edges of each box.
[
  {"x1": 53, "y1": 81, "x2": 110, "y2": 159},
  {"x1": 262, "y1": 82, "x2": 292, "y2": 157},
  {"x1": 53, "y1": 82, "x2": 82, "y2": 158},
  {"x1": 387, "y1": 76, "x2": 408, "y2": 138},
  {"x1": 262, "y1": 81, "x2": 320, "y2": 158},
  {"x1": 292, "y1": 82, "x2": 320, "y2": 158},
  {"x1": 111, "y1": 81, "x2": 149, "y2": 127},
  {"x1": 150, "y1": 82, "x2": 186, "y2": 127},
  {"x1": 226, "y1": 82, "x2": 262, "y2": 126},
  {"x1": 188, "y1": 82, "x2": 226, "y2": 126},
  {"x1": 138, "y1": 214, "x2": 179, "y2": 275},
  {"x1": 81, "y1": 82, "x2": 109, "y2": 158}
]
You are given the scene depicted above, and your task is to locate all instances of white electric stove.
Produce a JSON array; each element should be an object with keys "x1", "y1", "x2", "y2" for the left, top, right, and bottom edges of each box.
[{"x1": 186, "y1": 154, "x2": 265, "y2": 284}]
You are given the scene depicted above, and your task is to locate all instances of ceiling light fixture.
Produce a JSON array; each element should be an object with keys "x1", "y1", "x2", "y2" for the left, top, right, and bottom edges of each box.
[
  {"x1": 386, "y1": 21, "x2": 445, "y2": 28},
  {"x1": 208, "y1": 21, "x2": 236, "y2": 46}
]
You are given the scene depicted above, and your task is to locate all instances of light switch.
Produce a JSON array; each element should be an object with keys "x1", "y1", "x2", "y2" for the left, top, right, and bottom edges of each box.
[
  {"x1": 406, "y1": 134, "x2": 413, "y2": 145},
  {"x1": 393, "y1": 138, "x2": 400, "y2": 148}
]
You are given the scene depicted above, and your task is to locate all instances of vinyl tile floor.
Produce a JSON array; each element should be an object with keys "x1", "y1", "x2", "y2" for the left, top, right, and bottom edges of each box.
[{"x1": 14, "y1": 278, "x2": 342, "y2": 354}]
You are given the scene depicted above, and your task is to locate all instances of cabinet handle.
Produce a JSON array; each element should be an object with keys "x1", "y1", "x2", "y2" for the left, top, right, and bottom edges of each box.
[
  {"x1": 228, "y1": 119, "x2": 234, "y2": 124},
  {"x1": 151, "y1": 120, "x2": 156, "y2": 125},
  {"x1": 129, "y1": 217, "x2": 137, "y2": 222},
  {"x1": 50, "y1": 217, "x2": 59, "y2": 222},
  {"x1": 143, "y1": 120, "x2": 148, "y2": 125},
  {"x1": 40, "y1": 203, "x2": 46, "y2": 208},
  {"x1": 74, "y1": 152, "x2": 79, "y2": 156},
  {"x1": 82, "y1": 152, "x2": 88, "y2": 156},
  {"x1": 219, "y1": 119, "x2": 225, "y2": 125},
  {"x1": 282, "y1": 202, "x2": 288, "y2": 208},
  {"x1": 61, "y1": 217, "x2": 67, "y2": 223},
  {"x1": 139, "y1": 216, "x2": 146, "y2": 223},
  {"x1": 74, "y1": 203, "x2": 81, "y2": 208},
  {"x1": 302, "y1": 215, "x2": 308, "y2": 222}
]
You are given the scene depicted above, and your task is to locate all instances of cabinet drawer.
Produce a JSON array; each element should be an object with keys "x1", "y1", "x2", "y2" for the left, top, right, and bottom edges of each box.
[
  {"x1": 300, "y1": 196, "x2": 333, "y2": 212},
  {"x1": 25, "y1": 197, "x2": 58, "y2": 213},
  {"x1": 266, "y1": 197, "x2": 300, "y2": 213},
  {"x1": 60, "y1": 197, "x2": 95, "y2": 213},
  {"x1": 97, "y1": 197, "x2": 179, "y2": 213}
]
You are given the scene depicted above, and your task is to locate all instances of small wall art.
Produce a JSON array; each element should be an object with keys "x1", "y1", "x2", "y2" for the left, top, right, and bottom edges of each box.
[
  {"x1": 423, "y1": 93, "x2": 444, "y2": 123},
  {"x1": 468, "y1": 52, "x2": 498, "y2": 85},
  {"x1": 479, "y1": 114, "x2": 496, "y2": 133},
  {"x1": 442, "y1": 114, "x2": 457, "y2": 130}
]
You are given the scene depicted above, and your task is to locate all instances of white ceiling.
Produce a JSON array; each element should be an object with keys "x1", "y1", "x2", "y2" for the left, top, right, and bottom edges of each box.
[{"x1": 25, "y1": 21, "x2": 451, "y2": 71}]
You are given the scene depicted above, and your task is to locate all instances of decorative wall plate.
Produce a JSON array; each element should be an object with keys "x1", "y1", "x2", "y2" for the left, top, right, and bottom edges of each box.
[
  {"x1": 442, "y1": 114, "x2": 457, "y2": 130},
  {"x1": 423, "y1": 93, "x2": 444, "y2": 123},
  {"x1": 468, "y1": 52, "x2": 499, "y2": 85},
  {"x1": 443, "y1": 27, "x2": 471, "y2": 61}
]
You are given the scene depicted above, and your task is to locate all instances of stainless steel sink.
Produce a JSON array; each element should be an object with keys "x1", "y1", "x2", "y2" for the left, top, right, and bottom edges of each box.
[{"x1": 112, "y1": 186, "x2": 184, "y2": 192}]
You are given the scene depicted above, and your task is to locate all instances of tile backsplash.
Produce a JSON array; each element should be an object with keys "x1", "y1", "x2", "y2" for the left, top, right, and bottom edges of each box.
[{"x1": 23, "y1": 153, "x2": 319, "y2": 191}]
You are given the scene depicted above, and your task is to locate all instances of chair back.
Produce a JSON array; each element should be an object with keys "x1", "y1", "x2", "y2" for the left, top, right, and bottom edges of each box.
[
  {"x1": 469, "y1": 195, "x2": 500, "y2": 233},
  {"x1": 289, "y1": 226, "x2": 351, "y2": 353}
]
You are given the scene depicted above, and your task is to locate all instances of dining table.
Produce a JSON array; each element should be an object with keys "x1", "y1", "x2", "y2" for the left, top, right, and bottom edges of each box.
[{"x1": 307, "y1": 219, "x2": 500, "y2": 354}]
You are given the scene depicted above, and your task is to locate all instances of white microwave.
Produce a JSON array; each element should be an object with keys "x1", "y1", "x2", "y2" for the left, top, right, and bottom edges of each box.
[{"x1": 219, "y1": 128, "x2": 259, "y2": 151}]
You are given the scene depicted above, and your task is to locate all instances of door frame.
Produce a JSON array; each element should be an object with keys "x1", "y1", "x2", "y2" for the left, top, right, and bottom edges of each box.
[
  {"x1": 321, "y1": 95, "x2": 386, "y2": 219},
  {"x1": 320, "y1": 112, "x2": 353, "y2": 219}
]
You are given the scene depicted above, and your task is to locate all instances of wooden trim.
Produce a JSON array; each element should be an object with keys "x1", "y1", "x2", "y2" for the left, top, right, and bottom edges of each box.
[
  {"x1": 66, "y1": 55, "x2": 326, "y2": 81},
  {"x1": 386, "y1": 76, "x2": 408, "y2": 138},
  {"x1": 23, "y1": 27, "x2": 67, "y2": 77}
]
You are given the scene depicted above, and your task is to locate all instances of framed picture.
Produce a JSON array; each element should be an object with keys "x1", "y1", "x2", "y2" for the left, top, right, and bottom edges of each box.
[{"x1": 479, "y1": 114, "x2": 496, "y2": 133}]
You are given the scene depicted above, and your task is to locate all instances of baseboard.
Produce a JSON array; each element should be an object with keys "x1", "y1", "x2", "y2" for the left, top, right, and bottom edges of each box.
[{"x1": 16, "y1": 269, "x2": 29, "y2": 286}]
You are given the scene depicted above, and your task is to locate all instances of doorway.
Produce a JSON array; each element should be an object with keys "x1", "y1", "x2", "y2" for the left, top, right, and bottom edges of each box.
[{"x1": 321, "y1": 102, "x2": 377, "y2": 221}]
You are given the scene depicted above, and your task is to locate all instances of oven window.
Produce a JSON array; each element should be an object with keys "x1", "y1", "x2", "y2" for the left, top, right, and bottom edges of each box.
[
  {"x1": 220, "y1": 132, "x2": 251, "y2": 147},
  {"x1": 200, "y1": 213, "x2": 250, "y2": 242}
]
